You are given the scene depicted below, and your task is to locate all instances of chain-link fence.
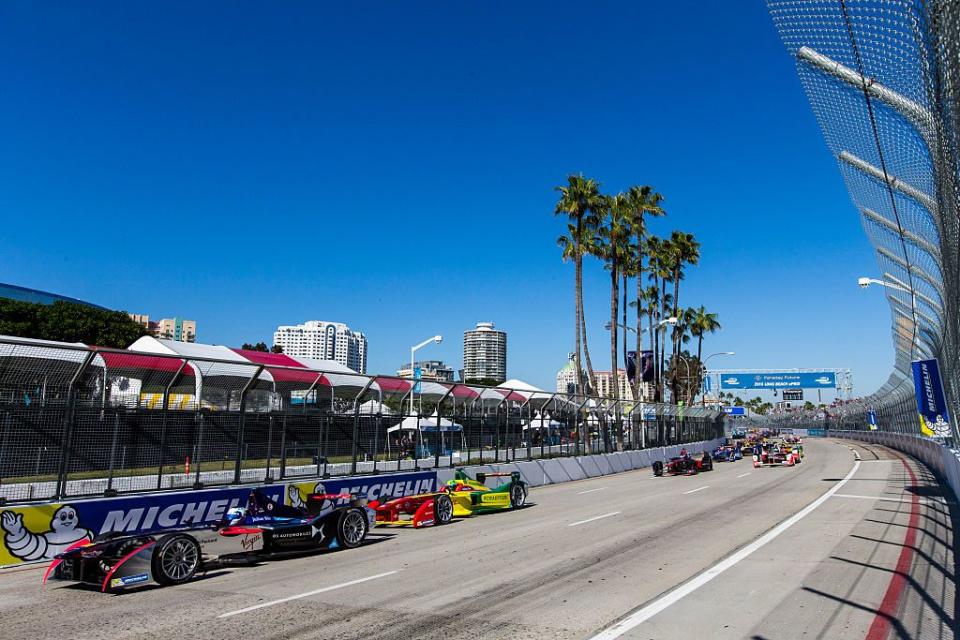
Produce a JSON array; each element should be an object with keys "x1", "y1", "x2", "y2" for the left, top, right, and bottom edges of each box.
[
  {"x1": 768, "y1": 0, "x2": 960, "y2": 438},
  {"x1": 0, "y1": 336, "x2": 724, "y2": 504}
]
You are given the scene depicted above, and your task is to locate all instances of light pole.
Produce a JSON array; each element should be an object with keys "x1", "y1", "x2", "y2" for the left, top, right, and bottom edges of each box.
[
  {"x1": 410, "y1": 335, "x2": 442, "y2": 415},
  {"x1": 701, "y1": 351, "x2": 735, "y2": 406},
  {"x1": 858, "y1": 277, "x2": 919, "y2": 355}
]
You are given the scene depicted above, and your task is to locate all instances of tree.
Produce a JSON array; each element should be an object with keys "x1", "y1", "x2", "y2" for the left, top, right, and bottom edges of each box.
[
  {"x1": 624, "y1": 186, "x2": 665, "y2": 401},
  {"x1": 665, "y1": 351, "x2": 703, "y2": 406},
  {"x1": 688, "y1": 306, "x2": 721, "y2": 363},
  {"x1": 665, "y1": 231, "x2": 700, "y2": 402},
  {"x1": 0, "y1": 299, "x2": 149, "y2": 348},
  {"x1": 555, "y1": 174, "x2": 604, "y2": 396},
  {"x1": 645, "y1": 235, "x2": 673, "y2": 402},
  {"x1": 241, "y1": 342, "x2": 269, "y2": 352},
  {"x1": 270, "y1": 344, "x2": 284, "y2": 354}
]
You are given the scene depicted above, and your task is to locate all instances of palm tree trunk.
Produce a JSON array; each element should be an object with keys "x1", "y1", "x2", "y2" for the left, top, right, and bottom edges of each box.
[
  {"x1": 671, "y1": 268, "x2": 681, "y2": 403},
  {"x1": 580, "y1": 310, "x2": 596, "y2": 394},
  {"x1": 574, "y1": 247, "x2": 583, "y2": 397},
  {"x1": 610, "y1": 264, "x2": 622, "y2": 451},
  {"x1": 621, "y1": 273, "x2": 628, "y2": 379}
]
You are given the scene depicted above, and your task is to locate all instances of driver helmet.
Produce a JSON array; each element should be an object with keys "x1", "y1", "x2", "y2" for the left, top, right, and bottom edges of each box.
[{"x1": 223, "y1": 506, "x2": 247, "y2": 526}]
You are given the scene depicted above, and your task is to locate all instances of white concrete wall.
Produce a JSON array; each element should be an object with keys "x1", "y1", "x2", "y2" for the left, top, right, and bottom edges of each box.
[{"x1": 437, "y1": 438, "x2": 726, "y2": 487}]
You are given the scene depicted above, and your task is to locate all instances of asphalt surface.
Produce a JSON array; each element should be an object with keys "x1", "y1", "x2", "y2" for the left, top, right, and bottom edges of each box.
[{"x1": 0, "y1": 438, "x2": 954, "y2": 640}]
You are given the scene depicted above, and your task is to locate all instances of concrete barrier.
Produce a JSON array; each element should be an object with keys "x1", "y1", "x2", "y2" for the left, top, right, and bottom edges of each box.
[
  {"x1": 437, "y1": 438, "x2": 725, "y2": 487},
  {"x1": 833, "y1": 430, "x2": 960, "y2": 499}
]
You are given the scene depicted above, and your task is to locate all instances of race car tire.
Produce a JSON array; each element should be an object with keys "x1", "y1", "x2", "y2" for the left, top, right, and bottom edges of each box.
[
  {"x1": 510, "y1": 483, "x2": 527, "y2": 509},
  {"x1": 652, "y1": 461, "x2": 664, "y2": 477},
  {"x1": 336, "y1": 508, "x2": 368, "y2": 549},
  {"x1": 152, "y1": 534, "x2": 200, "y2": 586},
  {"x1": 434, "y1": 494, "x2": 454, "y2": 524}
]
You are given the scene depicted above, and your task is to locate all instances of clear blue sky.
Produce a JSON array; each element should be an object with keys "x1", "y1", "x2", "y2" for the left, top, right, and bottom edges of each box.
[{"x1": 0, "y1": 2, "x2": 891, "y2": 396}]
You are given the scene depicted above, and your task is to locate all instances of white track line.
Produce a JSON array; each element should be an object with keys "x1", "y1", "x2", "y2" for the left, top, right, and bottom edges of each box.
[
  {"x1": 737, "y1": 473, "x2": 751, "y2": 478},
  {"x1": 578, "y1": 487, "x2": 608, "y2": 495},
  {"x1": 682, "y1": 486, "x2": 709, "y2": 495},
  {"x1": 569, "y1": 512, "x2": 620, "y2": 527},
  {"x1": 588, "y1": 459, "x2": 862, "y2": 639},
  {"x1": 218, "y1": 571, "x2": 399, "y2": 618},
  {"x1": 833, "y1": 493, "x2": 940, "y2": 505}
]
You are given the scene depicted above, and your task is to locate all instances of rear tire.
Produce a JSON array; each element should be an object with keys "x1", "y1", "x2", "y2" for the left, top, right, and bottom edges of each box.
[
  {"x1": 152, "y1": 534, "x2": 200, "y2": 586},
  {"x1": 510, "y1": 483, "x2": 527, "y2": 509},
  {"x1": 652, "y1": 461, "x2": 664, "y2": 477},
  {"x1": 434, "y1": 494, "x2": 454, "y2": 524},
  {"x1": 336, "y1": 508, "x2": 368, "y2": 549}
]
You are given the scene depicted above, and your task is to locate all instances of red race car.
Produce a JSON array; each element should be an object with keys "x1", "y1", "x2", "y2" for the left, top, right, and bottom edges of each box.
[
  {"x1": 752, "y1": 443, "x2": 801, "y2": 468},
  {"x1": 368, "y1": 492, "x2": 454, "y2": 528},
  {"x1": 652, "y1": 449, "x2": 714, "y2": 476}
]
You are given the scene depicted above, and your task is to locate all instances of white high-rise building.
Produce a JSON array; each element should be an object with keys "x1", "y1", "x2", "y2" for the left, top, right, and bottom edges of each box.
[
  {"x1": 462, "y1": 322, "x2": 507, "y2": 383},
  {"x1": 273, "y1": 320, "x2": 368, "y2": 373}
]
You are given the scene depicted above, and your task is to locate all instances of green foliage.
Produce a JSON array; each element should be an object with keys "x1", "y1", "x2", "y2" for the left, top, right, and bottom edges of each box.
[
  {"x1": 242, "y1": 342, "x2": 269, "y2": 352},
  {"x1": 0, "y1": 299, "x2": 149, "y2": 348},
  {"x1": 465, "y1": 377, "x2": 502, "y2": 387}
]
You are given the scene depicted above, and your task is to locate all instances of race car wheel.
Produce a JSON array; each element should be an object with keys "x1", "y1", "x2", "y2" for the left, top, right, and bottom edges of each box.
[
  {"x1": 434, "y1": 494, "x2": 454, "y2": 524},
  {"x1": 652, "y1": 461, "x2": 664, "y2": 477},
  {"x1": 509, "y1": 483, "x2": 527, "y2": 509},
  {"x1": 152, "y1": 534, "x2": 200, "y2": 586},
  {"x1": 336, "y1": 508, "x2": 368, "y2": 549}
]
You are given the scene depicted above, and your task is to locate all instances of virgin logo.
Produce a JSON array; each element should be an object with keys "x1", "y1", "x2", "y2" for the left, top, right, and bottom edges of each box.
[{"x1": 241, "y1": 533, "x2": 262, "y2": 551}]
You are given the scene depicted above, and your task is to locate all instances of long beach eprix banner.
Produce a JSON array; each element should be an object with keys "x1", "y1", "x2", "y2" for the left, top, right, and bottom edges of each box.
[
  {"x1": 911, "y1": 358, "x2": 953, "y2": 438},
  {"x1": 719, "y1": 371, "x2": 837, "y2": 390},
  {"x1": 0, "y1": 470, "x2": 437, "y2": 567}
]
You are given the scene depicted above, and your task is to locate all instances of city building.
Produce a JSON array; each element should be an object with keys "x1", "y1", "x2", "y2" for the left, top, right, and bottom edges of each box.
[
  {"x1": 397, "y1": 360, "x2": 455, "y2": 383},
  {"x1": 128, "y1": 314, "x2": 197, "y2": 343},
  {"x1": 273, "y1": 320, "x2": 368, "y2": 374},
  {"x1": 1, "y1": 282, "x2": 106, "y2": 309},
  {"x1": 593, "y1": 370, "x2": 633, "y2": 400},
  {"x1": 556, "y1": 355, "x2": 579, "y2": 394},
  {"x1": 462, "y1": 322, "x2": 507, "y2": 383}
]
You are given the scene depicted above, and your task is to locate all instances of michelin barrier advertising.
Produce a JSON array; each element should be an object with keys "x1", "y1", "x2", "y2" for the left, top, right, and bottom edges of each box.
[{"x1": 0, "y1": 470, "x2": 437, "y2": 568}]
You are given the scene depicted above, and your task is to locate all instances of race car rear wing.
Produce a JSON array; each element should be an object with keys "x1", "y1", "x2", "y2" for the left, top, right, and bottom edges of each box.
[{"x1": 475, "y1": 471, "x2": 522, "y2": 484}]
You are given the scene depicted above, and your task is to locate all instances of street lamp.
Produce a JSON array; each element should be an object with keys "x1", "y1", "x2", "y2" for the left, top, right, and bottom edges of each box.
[
  {"x1": 604, "y1": 317, "x2": 677, "y2": 334},
  {"x1": 858, "y1": 276, "x2": 919, "y2": 355},
  {"x1": 701, "y1": 351, "x2": 735, "y2": 406},
  {"x1": 410, "y1": 335, "x2": 442, "y2": 414}
]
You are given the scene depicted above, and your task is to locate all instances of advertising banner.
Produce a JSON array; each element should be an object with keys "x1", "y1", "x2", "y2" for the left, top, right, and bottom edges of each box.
[
  {"x1": 626, "y1": 350, "x2": 654, "y2": 384},
  {"x1": 911, "y1": 358, "x2": 953, "y2": 438},
  {"x1": 718, "y1": 371, "x2": 837, "y2": 390},
  {"x1": 723, "y1": 406, "x2": 746, "y2": 416},
  {"x1": 0, "y1": 470, "x2": 437, "y2": 568}
]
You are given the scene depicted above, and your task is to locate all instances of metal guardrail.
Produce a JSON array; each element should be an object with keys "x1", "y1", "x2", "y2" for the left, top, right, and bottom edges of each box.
[{"x1": 0, "y1": 337, "x2": 723, "y2": 503}]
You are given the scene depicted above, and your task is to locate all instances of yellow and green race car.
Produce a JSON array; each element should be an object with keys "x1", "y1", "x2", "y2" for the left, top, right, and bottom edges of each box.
[{"x1": 445, "y1": 469, "x2": 529, "y2": 516}]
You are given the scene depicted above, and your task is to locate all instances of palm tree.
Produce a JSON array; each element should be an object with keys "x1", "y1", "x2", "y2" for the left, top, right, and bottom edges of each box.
[
  {"x1": 666, "y1": 231, "x2": 700, "y2": 402},
  {"x1": 688, "y1": 306, "x2": 721, "y2": 364},
  {"x1": 646, "y1": 236, "x2": 673, "y2": 401},
  {"x1": 555, "y1": 174, "x2": 604, "y2": 396},
  {"x1": 624, "y1": 186, "x2": 665, "y2": 400}
]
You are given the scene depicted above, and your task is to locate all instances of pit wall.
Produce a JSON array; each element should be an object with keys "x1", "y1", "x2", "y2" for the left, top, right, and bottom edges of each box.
[
  {"x1": 0, "y1": 439, "x2": 724, "y2": 569},
  {"x1": 436, "y1": 438, "x2": 726, "y2": 487},
  {"x1": 832, "y1": 430, "x2": 960, "y2": 501}
]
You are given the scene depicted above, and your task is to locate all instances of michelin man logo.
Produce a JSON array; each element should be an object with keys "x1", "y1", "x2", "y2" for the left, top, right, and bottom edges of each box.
[
  {"x1": 924, "y1": 414, "x2": 952, "y2": 438},
  {"x1": 2, "y1": 505, "x2": 93, "y2": 562},
  {"x1": 288, "y1": 482, "x2": 331, "y2": 514}
]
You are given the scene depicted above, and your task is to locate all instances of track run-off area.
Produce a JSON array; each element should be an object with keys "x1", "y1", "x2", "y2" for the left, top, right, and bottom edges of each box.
[{"x1": 0, "y1": 439, "x2": 954, "y2": 640}]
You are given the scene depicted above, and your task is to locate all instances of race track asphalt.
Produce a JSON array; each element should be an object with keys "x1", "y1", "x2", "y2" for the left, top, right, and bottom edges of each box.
[{"x1": 0, "y1": 438, "x2": 954, "y2": 640}]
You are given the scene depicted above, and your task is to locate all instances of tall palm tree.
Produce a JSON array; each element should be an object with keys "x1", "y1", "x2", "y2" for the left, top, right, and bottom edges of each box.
[
  {"x1": 646, "y1": 236, "x2": 673, "y2": 402},
  {"x1": 666, "y1": 231, "x2": 700, "y2": 402},
  {"x1": 688, "y1": 305, "x2": 721, "y2": 364},
  {"x1": 555, "y1": 174, "x2": 604, "y2": 396},
  {"x1": 625, "y1": 186, "x2": 665, "y2": 400}
]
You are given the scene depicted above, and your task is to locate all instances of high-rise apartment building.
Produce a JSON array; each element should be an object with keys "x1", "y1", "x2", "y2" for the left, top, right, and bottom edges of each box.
[
  {"x1": 593, "y1": 370, "x2": 654, "y2": 401},
  {"x1": 129, "y1": 314, "x2": 197, "y2": 343},
  {"x1": 462, "y1": 322, "x2": 507, "y2": 383},
  {"x1": 556, "y1": 356, "x2": 579, "y2": 394},
  {"x1": 273, "y1": 320, "x2": 368, "y2": 373}
]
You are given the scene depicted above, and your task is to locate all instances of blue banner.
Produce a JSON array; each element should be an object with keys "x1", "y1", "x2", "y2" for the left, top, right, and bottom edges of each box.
[
  {"x1": 723, "y1": 406, "x2": 745, "y2": 416},
  {"x1": 911, "y1": 358, "x2": 952, "y2": 437},
  {"x1": 718, "y1": 371, "x2": 837, "y2": 390}
]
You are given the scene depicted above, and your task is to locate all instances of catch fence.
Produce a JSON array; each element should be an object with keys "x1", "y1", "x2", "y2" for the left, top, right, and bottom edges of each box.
[
  {"x1": 768, "y1": 0, "x2": 960, "y2": 438},
  {"x1": 0, "y1": 336, "x2": 723, "y2": 504}
]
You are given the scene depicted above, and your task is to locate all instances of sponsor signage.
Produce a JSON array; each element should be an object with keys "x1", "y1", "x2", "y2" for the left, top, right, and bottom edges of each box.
[
  {"x1": 626, "y1": 350, "x2": 654, "y2": 384},
  {"x1": 911, "y1": 358, "x2": 952, "y2": 438},
  {"x1": 868, "y1": 410, "x2": 878, "y2": 430},
  {"x1": 0, "y1": 471, "x2": 437, "y2": 568},
  {"x1": 782, "y1": 389, "x2": 803, "y2": 401},
  {"x1": 723, "y1": 406, "x2": 746, "y2": 416},
  {"x1": 719, "y1": 371, "x2": 837, "y2": 390}
]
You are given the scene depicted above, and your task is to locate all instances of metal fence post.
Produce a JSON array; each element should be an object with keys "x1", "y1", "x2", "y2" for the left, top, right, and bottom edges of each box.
[
  {"x1": 233, "y1": 365, "x2": 264, "y2": 485},
  {"x1": 55, "y1": 350, "x2": 97, "y2": 500},
  {"x1": 157, "y1": 359, "x2": 187, "y2": 490}
]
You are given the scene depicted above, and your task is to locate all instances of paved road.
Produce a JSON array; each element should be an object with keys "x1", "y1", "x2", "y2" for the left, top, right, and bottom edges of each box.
[{"x1": 0, "y1": 438, "x2": 954, "y2": 639}]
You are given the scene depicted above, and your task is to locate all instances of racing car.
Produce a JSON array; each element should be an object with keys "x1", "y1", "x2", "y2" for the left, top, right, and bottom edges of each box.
[
  {"x1": 445, "y1": 469, "x2": 529, "y2": 515},
  {"x1": 368, "y1": 491, "x2": 454, "y2": 528},
  {"x1": 652, "y1": 449, "x2": 714, "y2": 476},
  {"x1": 752, "y1": 443, "x2": 802, "y2": 468},
  {"x1": 712, "y1": 445, "x2": 743, "y2": 462},
  {"x1": 43, "y1": 488, "x2": 373, "y2": 592}
]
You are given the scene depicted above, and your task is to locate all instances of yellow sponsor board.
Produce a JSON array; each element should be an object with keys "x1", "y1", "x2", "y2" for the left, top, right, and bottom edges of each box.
[{"x1": 0, "y1": 503, "x2": 93, "y2": 567}]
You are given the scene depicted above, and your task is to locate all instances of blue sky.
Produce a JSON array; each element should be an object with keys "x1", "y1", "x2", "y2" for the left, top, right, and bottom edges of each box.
[{"x1": 0, "y1": 2, "x2": 891, "y2": 395}]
